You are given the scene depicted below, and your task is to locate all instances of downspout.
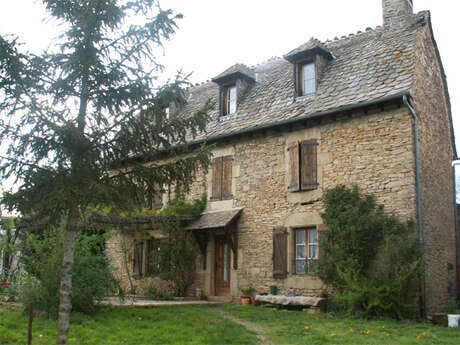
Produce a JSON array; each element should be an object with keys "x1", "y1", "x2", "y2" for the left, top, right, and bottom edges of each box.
[
  {"x1": 452, "y1": 160, "x2": 460, "y2": 300},
  {"x1": 403, "y1": 95, "x2": 426, "y2": 316}
]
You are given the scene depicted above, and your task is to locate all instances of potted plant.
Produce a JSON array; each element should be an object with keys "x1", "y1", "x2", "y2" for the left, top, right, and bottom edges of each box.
[{"x1": 240, "y1": 286, "x2": 256, "y2": 305}]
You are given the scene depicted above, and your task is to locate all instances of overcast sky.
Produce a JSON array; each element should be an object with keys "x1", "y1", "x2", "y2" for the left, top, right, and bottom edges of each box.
[{"x1": 0, "y1": 0, "x2": 459, "y2": 188}]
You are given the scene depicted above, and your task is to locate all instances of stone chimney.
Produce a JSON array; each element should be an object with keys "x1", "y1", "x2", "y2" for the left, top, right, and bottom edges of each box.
[{"x1": 383, "y1": 0, "x2": 413, "y2": 27}]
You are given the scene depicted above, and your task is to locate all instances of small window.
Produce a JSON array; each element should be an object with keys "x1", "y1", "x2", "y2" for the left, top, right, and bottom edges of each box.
[
  {"x1": 294, "y1": 228, "x2": 318, "y2": 274},
  {"x1": 211, "y1": 156, "x2": 233, "y2": 200},
  {"x1": 288, "y1": 139, "x2": 319, "y2": 192},
  {"x1": 164, "y1": 106, "x2": 170, "y2": 119},
  {"x1": 297, "y1": 62, "x2": 316, "y2": 96},
  {"x1": 222, "y1": 85, "x2": 237, "y2": 115}
]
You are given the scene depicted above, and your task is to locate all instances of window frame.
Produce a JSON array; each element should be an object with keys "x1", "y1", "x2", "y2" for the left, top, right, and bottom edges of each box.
[
  {"x1": 297, "y1": 61, "x2": 316, "y2": 96},
  {"x1": 293, "y1": 227, "x2": 318, "y2": 275},
  {"x1": 222, "y1": 84, "x2": 237, "y2": 116}
]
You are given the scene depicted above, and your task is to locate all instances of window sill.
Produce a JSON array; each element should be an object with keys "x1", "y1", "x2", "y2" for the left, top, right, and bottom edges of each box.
[
  {"x1": 288, "y1": 185, "x2": 319, "y2": 193},
  {"x1": 293, "y1": 93, "x2": 316, "y2": 102}
]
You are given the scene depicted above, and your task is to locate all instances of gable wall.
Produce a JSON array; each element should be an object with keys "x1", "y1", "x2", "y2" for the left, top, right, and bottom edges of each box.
[
  {"x1": 185, "y1": 106, "x2": 416, "y2": 298},
  {"x1": 412, "y1": 22, "x2": 457, "y2": 313}
]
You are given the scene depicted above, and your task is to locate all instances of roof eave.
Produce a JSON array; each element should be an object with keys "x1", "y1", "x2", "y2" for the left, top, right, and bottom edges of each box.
[{"x1": 194, "y1": 91, "x2": 412, "y2": 145}]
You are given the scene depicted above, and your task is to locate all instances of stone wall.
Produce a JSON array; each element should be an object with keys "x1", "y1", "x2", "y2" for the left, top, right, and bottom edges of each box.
[
  {"x1": 412, "y1": 20, "x2": 457, "y2": 313},
  {"x1": 177, "y1": 105, "x2": 417, "y2": 298}
]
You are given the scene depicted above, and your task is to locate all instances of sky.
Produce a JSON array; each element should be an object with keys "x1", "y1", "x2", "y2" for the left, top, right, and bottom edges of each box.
[{"x1": 0, "y1": 0, "x2": 459, "y2": 197}]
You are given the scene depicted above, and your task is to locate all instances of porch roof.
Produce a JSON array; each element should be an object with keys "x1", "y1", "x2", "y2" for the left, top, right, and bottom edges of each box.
[{"x1": 185, "y1": 207, "x2": 243, "y2": 231}]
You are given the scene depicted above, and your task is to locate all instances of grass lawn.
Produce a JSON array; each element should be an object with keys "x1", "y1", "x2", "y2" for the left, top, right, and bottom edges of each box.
[
  {"x1": 0, "y1": 305, "x2": 258, "y2": 345},
  {"x1": 222, "y1": 304, "x2": 460, "y2": 345},
  {"x1": 1, "y1": 304, "x2": 460, "y2": 345}
]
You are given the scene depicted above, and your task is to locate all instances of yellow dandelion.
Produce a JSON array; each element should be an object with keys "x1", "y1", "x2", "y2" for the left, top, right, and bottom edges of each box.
[
  {"x1": 349, "y1": 328, "x2": 354, "y2": 332},
  {"x1": 330, "y1": 333, "x2": 336, "y2": 337},
  {"x1": 386, "y1": 333, "x2": 391, "y2": 337},
  {"x1": 417, "y1": 335, "x2": 421, "y2": 340},
  {"x1": 422, "y1": 332, "x2": 427, "y2": 337},
  {"x1": 304, "y1": 325, "x2": 311, "y2": 331}
]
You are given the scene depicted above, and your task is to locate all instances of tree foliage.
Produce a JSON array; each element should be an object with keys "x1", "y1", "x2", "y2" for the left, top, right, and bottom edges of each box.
[
  {"x1": 1, "y1": 1, "x2": 212, "y2": 343},
  {"x1": 157, "y1": 195, "x2": 206, "y2": 296},
  {"x1": 20, "y1": 224, "x2": 118, "y2": 317},
  {"x1": 317, "y1": 185, "x2": 422, "y2": 319}
]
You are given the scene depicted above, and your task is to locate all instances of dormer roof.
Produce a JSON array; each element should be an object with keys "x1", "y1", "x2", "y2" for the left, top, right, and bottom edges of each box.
[
  {"x1": 284, "y1": 37, "x2": 334, "y2": 63},
  {"x1": 212, "y1": 63, "x2": 255, "y2": 85}
]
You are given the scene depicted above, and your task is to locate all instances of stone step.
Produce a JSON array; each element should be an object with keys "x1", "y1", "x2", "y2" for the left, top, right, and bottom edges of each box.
[{"x1": 207, "y1": 295, "x2": 233, "y2": 303}]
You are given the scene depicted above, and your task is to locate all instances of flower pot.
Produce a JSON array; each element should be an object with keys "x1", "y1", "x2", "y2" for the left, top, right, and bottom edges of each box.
[{"x1": 241, "y1": 296, "x2": 251, "y2": 306}]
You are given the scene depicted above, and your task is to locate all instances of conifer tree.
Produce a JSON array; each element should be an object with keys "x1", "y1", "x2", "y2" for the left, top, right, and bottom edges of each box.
[{"x1": 0, "y1": 1, "x2": 211, "y2": 344}]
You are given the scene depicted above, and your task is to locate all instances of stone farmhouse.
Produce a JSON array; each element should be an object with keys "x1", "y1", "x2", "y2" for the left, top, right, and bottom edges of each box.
[{"x1": 106, "y1": 0, "x2": 457, "y2": 315}]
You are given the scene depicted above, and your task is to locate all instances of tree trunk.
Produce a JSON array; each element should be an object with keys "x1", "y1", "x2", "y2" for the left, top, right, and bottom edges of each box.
[
  {"x1": 121, "y1": 233, "x2": 135, "y2": 294},
  {"x1": 56, "y1": 212, "x2": 78, "y2": 345}
]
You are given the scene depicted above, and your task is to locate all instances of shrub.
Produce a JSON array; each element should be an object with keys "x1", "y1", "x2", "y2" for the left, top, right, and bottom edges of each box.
[
  {"x1": 20, "y1": 224, "x2": 119, "y2": 317},
  {"x1": 317, "y1": 185, "x2": 422, "y2": 319}
]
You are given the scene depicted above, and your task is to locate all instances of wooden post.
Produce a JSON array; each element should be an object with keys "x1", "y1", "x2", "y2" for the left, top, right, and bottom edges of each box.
[{"x1": 27, "y1": 305, "x2": 33, "y2": 345}]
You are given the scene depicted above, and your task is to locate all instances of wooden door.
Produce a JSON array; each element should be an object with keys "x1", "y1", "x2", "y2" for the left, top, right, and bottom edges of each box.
[{"x1": 215, "y1": 235, "x2": 231, "y2": 295}]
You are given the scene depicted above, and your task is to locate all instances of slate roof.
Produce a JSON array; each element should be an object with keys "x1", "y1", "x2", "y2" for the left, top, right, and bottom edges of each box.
[
  {"x1": 181, "y1": 12, "x2": 429, "y2": 143},
  {"x1": 212, "y1": 63, "x2": 255, "y2": 84},
  {"x1": 184, "y1": 207, "x2": 243, "y2": 231}
]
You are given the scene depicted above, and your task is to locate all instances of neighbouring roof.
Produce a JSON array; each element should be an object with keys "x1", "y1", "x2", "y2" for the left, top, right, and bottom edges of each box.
[
  {"x1": 184, "y1": 207, "x2": 243, "y2": 231},
  {"x1": 181, "y1": 12, "x2": 429, "y2": 143}
]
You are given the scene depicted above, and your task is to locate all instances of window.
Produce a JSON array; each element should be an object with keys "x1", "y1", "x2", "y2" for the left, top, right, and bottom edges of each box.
[
  {"x1": 288, "y1": 139, "x2": 318, "y2": 192},
  {"x1": 294, "y1": 228, "x2": 318, "y2": 274},
  {"x1": 297, "y1": 62, "x2": 316, "y2": 96},
  {"x1": 146, "y1": 239, "x2": 168, "y2": 275},
  {"x1": 133, "y1": 239, "x2": 168, "y2": 277},
  {"x1": 211, "y1": 155, "x2": 233, "y2": 200},
  {"x1": 144, "y1": 184, "x2": 163, "y2": 210},
  {"x1": 164, "y1": 106, "x2": 170, "y2": 119},
  {"x1": 222, "y1": 85, "x2": 237, "y2": 115}
]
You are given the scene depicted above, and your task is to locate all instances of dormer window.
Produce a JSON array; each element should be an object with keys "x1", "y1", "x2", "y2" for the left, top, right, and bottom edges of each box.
[
  {"x1": 298, "y1": 62, "x2": 316, "y2": 96},
  {"x1": 223, "y1": 85, "x2": 237, "y2": 115},
  {"x1": 212, "y1": 63, "x2": 255, "y2": 117},
  {"x1": 284, "y1": 38, "x2": 333, "y2": 98}
]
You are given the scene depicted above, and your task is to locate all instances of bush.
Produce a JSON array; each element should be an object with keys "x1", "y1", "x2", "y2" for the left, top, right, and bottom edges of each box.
[
  {"x1": 317, "y1": 185, "x2": 422, "y2": 319},
  {"x1": 20, "y1": 224, "x2": 119, "y2": 317}
]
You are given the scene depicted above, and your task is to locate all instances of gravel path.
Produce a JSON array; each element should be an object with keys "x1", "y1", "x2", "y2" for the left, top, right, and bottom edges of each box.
[{"x1": 210, "y1": 307, "x2": 274, "y2": 345}]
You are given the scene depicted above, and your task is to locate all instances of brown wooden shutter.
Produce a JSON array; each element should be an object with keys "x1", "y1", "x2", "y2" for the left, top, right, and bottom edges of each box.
[
  {"x1": 288, "y1": 142, "x2": 300, "y2": 192},
  {"x1": 146, "y1": 239, "x2": 153, "y2": 275},
  {"x1": 273, "y1": 227, "x2": 288, "y2": 279},
  {"x1": 300, "y1": 139, "x2": 318, "y2": 191},
  {"x1": 212, "y1": 157, "x2": 223, "y2": 200},
  {"x1": 133, "y1": 241, "x2": 144, "y2": 277},
  {"x1": 222, "y1": 155, "x2": 233, "y2": 199}
]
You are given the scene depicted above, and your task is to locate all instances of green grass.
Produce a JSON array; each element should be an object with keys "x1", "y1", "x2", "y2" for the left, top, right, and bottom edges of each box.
[
  {"x1": 1, "y1": 304, "x2": 460, "y2": 345},
  {"x1": 222, "y1": 304, "x2": 460, "y2": 345},
  {"x1": 0, "y1": 305, "x2": 258, "y2": 345}
]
